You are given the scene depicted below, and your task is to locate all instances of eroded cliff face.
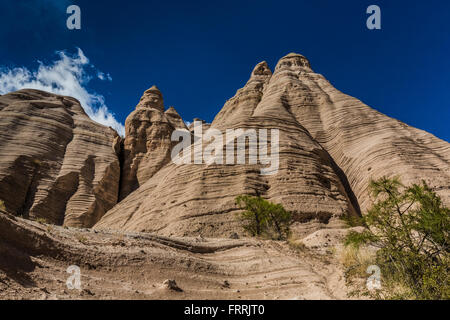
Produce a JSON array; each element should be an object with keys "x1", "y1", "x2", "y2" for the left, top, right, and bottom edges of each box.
[
  {"x1": 262, "y1": 54, "x2": 450, "y2": 213},
  {"x1": 118, "y1": 86, "x2": 187, "y2": 200},
  {"x1": 0, "y1": 89, "x2": 121, "y2": 227},
  {"x1": 1, "y1": 53, "x2": 449, "y2": 238},
  {"x1": 0, "y1": 53, "x2": 448, "y2": 301},
  {"x1": 95, "y1": 53, "x2": 450, "y2": 237}
]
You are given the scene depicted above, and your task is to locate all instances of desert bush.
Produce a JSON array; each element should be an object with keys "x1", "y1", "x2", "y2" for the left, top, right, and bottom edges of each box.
[
  {"x1": 345, "y1": 177, "x2": 449, "y2": 300},
  {"x1": 339, "y1": 245, "x2": 377, "y2": 297},
  {"x1": 235, "y1": 195, "x2": 292, "y2": 240},
  {"x1": 340, "y1": 245, "x2": 376, "y2": 275},
  {"x1": 287, "y1": 234, "x2": 307, "y2": 252},
  {"x1": 34, "y1": 217, "x2": 49, "y2": 224},
  {"x1": 76, "y1": 234, "x2": 89, "y2": 244}
]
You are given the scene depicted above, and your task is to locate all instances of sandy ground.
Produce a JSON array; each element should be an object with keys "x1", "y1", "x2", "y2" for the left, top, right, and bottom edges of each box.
[{"x1": 0, "y1": 212, "x2": 354, "y2": 300}]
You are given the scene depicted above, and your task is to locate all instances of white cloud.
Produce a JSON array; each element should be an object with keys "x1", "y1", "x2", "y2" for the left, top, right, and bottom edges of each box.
[
  {"x1": 0, "y1": 48, "x2": 125, "y2": 136},
  {"x1": 97, "y1": 71, "x2": 112, "y2": 81}
]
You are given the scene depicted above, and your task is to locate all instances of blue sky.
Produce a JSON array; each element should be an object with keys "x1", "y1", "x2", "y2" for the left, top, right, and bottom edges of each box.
[{"x1": 0, "y1": 0, "x2": 449, "y2": 141}]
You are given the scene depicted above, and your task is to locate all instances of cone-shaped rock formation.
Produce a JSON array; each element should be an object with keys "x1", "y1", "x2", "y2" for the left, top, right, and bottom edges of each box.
[{"x1": 119, "y1": 86, "x2": 187, "y2": 200}]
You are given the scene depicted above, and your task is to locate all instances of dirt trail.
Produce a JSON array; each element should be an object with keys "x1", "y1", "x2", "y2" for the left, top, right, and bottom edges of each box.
[{"x1": 0, "y1": 212, "x2": 351, "y2": 300}]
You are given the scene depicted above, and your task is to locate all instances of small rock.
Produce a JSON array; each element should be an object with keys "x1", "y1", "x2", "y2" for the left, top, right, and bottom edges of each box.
[
  {"x1": 222, "y1": 280, "x2": 230, "y2": 288},
  {"x1": 40, "y1": 287, "x2": 50, "y2": 294},
  {"x1": 162, "y1": 279, "x2": 183, "y2": 292},
  {"x1": 229, "y1": 233, "x2": 239, "y2": 239},
  {"x1": 81, "y1": 288, "x2": 95, "y2": 296}
]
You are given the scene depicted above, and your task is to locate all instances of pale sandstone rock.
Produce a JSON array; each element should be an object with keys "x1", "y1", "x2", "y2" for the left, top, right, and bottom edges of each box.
[
  {"x1": 95, "y1": 56, "x2": 362, "y2": 236},
  {"x1": 0, "y1": 89, "x2": 120, "y2": 227},
  {"x1": 0, "y1": 53, "x2": 449, "y2": 300},
  {"x1": 0, "y1": 212, "x2": 351, "y2": 300},
  {"x1": 269, "y1": 53, "x2": 450, "y2": 212},
  {"x1": 2, "y1": 53, "x2": 448, "y2": 239},
  {"x1": 96, "y1": 53, "x2": 449, "y2": 237},
  {"x1": 119, "y1": 86, "x2": 187, "y2": 200},
  {"x1": 165, "y1": 107, "x2": 188, "y2": 129}
]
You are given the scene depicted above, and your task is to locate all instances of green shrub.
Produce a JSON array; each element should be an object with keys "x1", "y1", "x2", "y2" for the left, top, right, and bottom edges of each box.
[
  {"x1": 345, "y1": 177, "x2": 449, "y2": 300},
  {"x1": 76, "y1": 234, "x2": 89, "y2": 244},
  {"x1": 235, "y1": 195, "x2": 292, "y2": 240},
  {"x1": 34, "y1": 217, "x2": 49, "y2": 224}
]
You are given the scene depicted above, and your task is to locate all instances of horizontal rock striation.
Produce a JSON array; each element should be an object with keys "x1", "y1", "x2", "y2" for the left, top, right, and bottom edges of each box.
[
  {"x1": 1, "y1": 53, "x2": 449, "y2": 239},
  {"x1": 96, "y1": 53, "x2": 449, "y2": 237},
  {"x1": 0, "y1": 89, "x2": 120, "y2": 227},
  {"x1": 95, "y1": 56, "x2": 363, "y2": 237},
  {"x1": 270, "y1": 54, "x2": 450, "y2": 212}
]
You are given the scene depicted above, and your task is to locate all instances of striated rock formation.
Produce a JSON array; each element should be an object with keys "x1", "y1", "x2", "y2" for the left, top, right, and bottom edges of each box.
[
  {"x1": 262, "y1": 53, "x2": 450, "y2": 213},
  {"x1": 0, "y1": 89, "x2": 120, "y2": 227},
  {"x1": 1, "y1": 53, "x2": 448, "y2": 301},
  {"x1": 119, "y1": 86, "x2": 187, "y2": 200},
  {"x1": 95, "y1": 56, "x2": 354, "y2": 236},
  {"x1": 96, "y1": 53, "x2": 450, "y2": 237},
  {"x1": 1, "y1": 53, "x2": 448, "y2": 240}
]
